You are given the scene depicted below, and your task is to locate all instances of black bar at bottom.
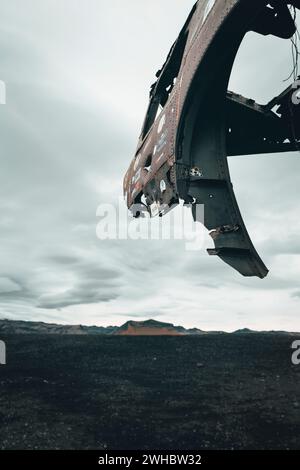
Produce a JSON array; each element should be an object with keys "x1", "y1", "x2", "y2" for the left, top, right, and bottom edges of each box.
[{"x1": 0, "y1": 450, "x2": 299, "y2": 466}]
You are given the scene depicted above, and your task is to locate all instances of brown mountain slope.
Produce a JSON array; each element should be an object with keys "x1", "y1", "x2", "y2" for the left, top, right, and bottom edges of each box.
[{"x1": 113, "y1": 319, "x2": 204, "y2": 336}]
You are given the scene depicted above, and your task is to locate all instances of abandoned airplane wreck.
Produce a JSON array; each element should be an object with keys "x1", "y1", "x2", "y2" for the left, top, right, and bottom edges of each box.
[{"x1": 124, "y1": 0, "x2": 300, "y2": 279}]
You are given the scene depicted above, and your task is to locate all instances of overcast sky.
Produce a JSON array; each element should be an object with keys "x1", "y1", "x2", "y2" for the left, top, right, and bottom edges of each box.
[{"x1": 0, "y1": 0, "x2": 299, "y2": 331}]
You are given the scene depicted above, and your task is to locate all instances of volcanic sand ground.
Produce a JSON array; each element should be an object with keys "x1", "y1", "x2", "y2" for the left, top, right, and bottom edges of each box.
[{"x1": 0, "y1": 334, "x2": 300, "y2": 450}]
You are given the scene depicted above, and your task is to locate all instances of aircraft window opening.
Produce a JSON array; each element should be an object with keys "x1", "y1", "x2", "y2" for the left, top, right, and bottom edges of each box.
[
  {"x1": 141, "y1": 30, "x2": 189, "y2": 139},
  {"x1": 143, "y1": 154, "x2": 152, "y2": 172}
]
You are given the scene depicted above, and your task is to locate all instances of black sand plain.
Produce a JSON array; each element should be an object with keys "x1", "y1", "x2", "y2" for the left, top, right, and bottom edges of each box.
[{"x1": 0, "y1": 333, "x2": 299, "y2": 450}]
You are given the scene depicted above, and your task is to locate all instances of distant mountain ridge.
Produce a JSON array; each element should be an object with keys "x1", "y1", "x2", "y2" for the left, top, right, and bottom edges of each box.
[
  {"x1": 0, "y1": 319, "x2": 117, "y2": 335},
  {"x1": 0, "y1": 319, "x2": 212, "y2": 336},
  {"x1": 0, "y1": 319, "x2": 298, "y2": 336}
]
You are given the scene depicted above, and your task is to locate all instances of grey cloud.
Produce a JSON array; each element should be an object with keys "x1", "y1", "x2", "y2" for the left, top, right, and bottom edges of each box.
[
  {"x1": 37, "y1": 288, "x2": 119, "y2": 310},
  {"x1": 116, "y1": 311, "x2": 164, "y2": 319},
  {"x1": 45, "y1": 254, "x2": 82, "y2": 266},
  {"x1": 0, "y1": 277, "x2": 22, "y2": 294},
  {"x1": 291, "y1": 291, "x2": 300, "y2": 299},
  {"x1": 36, "y1": 262, "x2": 123, "y2": 310},
  {"x1": 260, "y1": 235, "x2": 300, "y2": 257}
]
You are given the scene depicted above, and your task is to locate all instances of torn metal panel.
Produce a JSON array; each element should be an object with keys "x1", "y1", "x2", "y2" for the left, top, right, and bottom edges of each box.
[
  {"x1": 124, "y1": 0, "x2": 300, "y2": 279},
  {"x1": 226, "y1": 88, "x2": 300, "y2": 155}
]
